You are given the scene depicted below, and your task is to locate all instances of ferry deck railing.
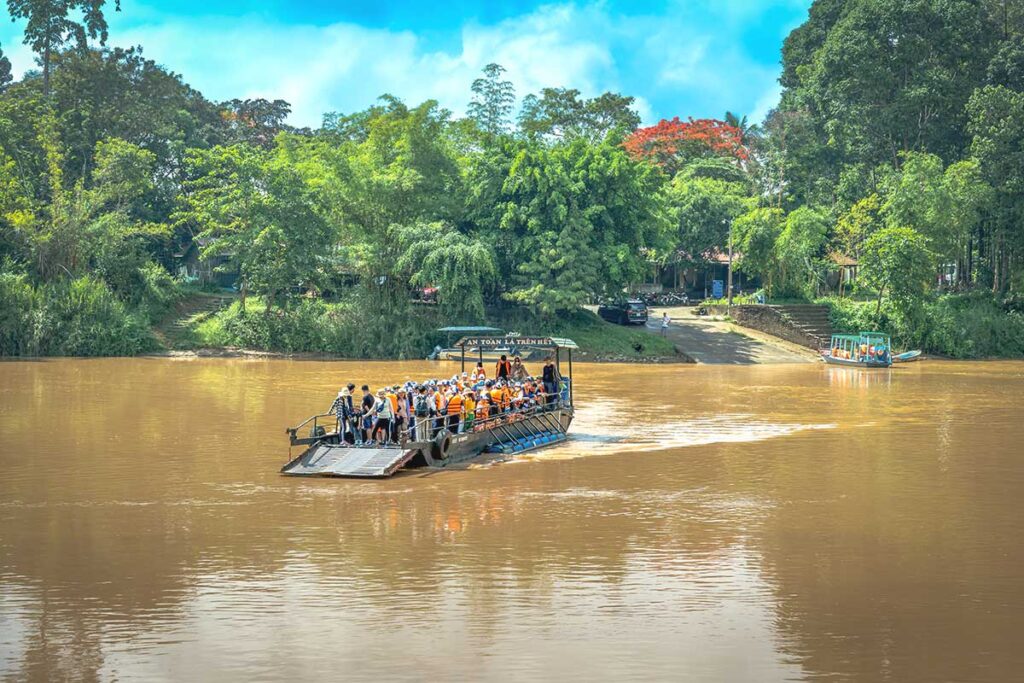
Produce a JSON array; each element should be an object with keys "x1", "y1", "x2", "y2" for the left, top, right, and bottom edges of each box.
[{"x1": 289, "y1": 389, "x2": 570, "y2": 453}]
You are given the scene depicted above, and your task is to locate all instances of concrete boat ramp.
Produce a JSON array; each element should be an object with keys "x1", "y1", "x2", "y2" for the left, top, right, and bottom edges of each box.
[{"x1": 647, "y1": 307, "x2": 817, "y2": 364}]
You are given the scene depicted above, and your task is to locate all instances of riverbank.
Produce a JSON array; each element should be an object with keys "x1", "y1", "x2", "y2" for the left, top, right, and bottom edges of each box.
[{"x1": 155, "y1": 296, "x2": 683, "y2": 363}]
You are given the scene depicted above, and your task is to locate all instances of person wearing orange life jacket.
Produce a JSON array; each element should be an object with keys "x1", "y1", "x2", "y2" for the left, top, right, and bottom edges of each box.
[
  {"x1": 495, "y1": 355, "x2": 511, "y2": 381},
  {"x1": 476, "y1": 396, "x2": 490, "y2": 425},
  {"x1": 487, "y1": 380, "x2": 502, "y2": 411},
  {"x1": 499, "y1": 382, "x2": 512, "y2": 412},
  {"x1": 472, "y1": 362, "x2": 486, "y2": 382},
  {"x1": 445, "y1": 389, "x2": 464, "y2": 434}
]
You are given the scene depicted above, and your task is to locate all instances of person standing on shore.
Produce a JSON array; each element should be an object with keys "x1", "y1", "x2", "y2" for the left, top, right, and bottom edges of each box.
[{"x1": 661, "y1": 312, "x2": 671, "y2": 336}]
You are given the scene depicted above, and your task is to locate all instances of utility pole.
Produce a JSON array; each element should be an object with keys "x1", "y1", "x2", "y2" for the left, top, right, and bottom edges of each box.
[{"x1": 726, "y1": 218, "x2": 734, "y2": 307}]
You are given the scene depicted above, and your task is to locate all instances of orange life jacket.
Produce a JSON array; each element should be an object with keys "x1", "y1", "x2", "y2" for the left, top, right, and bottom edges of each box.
[
  {"x1": 496, "y1": 360, "x2": 511, "y2": 377},
  {"x1": 446, "y1": 394, "x2": 463, "y2": 416},
  {"x1": 476, "y1": 400, "x2": 490, "y2": 419}
]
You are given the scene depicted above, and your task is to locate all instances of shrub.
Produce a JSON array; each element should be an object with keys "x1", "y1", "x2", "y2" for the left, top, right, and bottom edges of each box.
[
  {"x1": 0, "y1": 271, "x2": 37, "y2": 356},
  {"x1": 822, "y1": 291, "x2": 1024, "y2": 358}
]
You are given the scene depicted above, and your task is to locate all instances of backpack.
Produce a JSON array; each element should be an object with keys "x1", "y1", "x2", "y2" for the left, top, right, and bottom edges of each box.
[{"x1": 414, "y1": 395, "x2": 431, "y2": 418}]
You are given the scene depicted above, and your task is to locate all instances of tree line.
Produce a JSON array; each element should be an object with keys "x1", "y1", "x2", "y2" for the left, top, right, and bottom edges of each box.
[{"x1": 2, "y1": 0, "x2": 1024, "y2": 357}]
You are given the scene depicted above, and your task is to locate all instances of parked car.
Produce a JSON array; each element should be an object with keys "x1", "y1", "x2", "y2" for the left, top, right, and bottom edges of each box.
[
  {"x1": 413, "y1": 286, "x2": 438, "y2": 303},
  {"x1": 598, "y1": 299, "x2": 649, "y2": 325}
]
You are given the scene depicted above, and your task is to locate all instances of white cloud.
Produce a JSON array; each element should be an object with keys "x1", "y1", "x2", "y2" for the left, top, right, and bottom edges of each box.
[{"x1": 1, "y1": 1, "x2": 802, "y2": 128}]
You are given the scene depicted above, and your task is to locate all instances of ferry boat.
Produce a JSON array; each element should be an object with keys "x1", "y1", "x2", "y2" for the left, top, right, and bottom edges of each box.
[
  {"x1": 822, "y1": 331, "x2": 893, "y2": 368},
  {"x1": 281, "y1": 335, "x2": 577, "y2": 478}
]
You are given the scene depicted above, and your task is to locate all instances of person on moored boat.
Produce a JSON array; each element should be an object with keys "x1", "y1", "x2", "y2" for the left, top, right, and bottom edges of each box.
[
  {"x1": 510, "y1": 356, "x2": 529, "y2": 381},
  {"x1": 496, "y1": 355, "x2": 511, "y2": 380}
]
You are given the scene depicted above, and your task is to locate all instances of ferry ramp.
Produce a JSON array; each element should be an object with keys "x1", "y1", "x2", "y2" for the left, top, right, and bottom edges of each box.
[
  {"x1": 646, "y1": 307, "x2": 815, "y2": 365},
  {"x1": 282, "y1": 443, "x2": 416, "y2": 478}
]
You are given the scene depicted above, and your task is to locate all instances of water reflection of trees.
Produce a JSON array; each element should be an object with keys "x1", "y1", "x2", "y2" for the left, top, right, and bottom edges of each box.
[{"x1": 754, "y1": 369, "x2": 1024, "y2": 681}]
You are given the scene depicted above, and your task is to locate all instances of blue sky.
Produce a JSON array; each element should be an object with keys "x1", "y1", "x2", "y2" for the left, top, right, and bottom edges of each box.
[{"x1": 1, "y1": 0, "x2": 812, "y2": 128}]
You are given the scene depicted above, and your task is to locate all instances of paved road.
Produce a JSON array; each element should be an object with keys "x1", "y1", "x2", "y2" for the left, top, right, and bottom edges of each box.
[{"x1": 647, "y1": 307, "x2": 815, "y2": 365}]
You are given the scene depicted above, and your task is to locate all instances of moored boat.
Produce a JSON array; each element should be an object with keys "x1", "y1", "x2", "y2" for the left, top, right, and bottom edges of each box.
[
  {"x1": 893, "y1": 349, "x2": 923, "y2": 363},
  {"x1": 282, "y1": 335, "x2": 578, "y2": 478},
  {"x1": 822, "y1": 331, "x2": 893, "y2": 368}
]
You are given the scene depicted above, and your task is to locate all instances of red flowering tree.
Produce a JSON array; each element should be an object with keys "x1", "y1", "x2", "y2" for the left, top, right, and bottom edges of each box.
[{"x1": 623, "y1": 117, "x2": 748, "y2": 176}]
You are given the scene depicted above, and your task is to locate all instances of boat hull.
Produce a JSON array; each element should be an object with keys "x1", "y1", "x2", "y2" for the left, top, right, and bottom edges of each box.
[
  {"x1": 893, "y1": 350, "x2": 922, "y2": 363},
  {"x1": 281, "y1": 407, "x2": 574, "y2": 478},
  {"x1": 823, "y1": 354, "x2": 892, "y2": 368}
]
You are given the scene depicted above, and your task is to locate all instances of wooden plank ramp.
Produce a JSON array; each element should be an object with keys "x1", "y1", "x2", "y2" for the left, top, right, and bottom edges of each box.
[{"x1": 281, "y1": 444, "x2": 417, "y2": 478}]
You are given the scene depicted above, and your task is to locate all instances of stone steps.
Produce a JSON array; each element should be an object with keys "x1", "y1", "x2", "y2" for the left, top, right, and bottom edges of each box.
[
  {"x1": 155, "y1": 293, "x2": 236, "y2": 348},
  {"x1": 771, "y1": 305, "x2": 834, "y2": 347}
]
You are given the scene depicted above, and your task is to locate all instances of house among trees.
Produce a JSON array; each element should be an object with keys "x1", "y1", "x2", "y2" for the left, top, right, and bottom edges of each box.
[
  {"x1": 640, "y1": 249, "x2": 752, "y2": 299},
  {"x1": 828, "y1": 252, "x2": 858, "y2": 295},
  {"x1": 174, "y1": 238, "x2": 239, "y2": 289}
]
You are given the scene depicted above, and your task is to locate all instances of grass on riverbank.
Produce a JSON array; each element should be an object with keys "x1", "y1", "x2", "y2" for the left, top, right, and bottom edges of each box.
[
  {"x1": 176, "y1": 297, "x2": 678, "y2": 361},
  {"x1": 823, "y1": 291, "x2": 1024, "y2": 358}
]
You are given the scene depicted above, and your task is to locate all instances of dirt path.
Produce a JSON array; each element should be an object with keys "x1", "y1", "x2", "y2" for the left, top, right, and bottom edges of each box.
[{"x1": 646, "y1": 306, "x2": 817, "y2": 364}]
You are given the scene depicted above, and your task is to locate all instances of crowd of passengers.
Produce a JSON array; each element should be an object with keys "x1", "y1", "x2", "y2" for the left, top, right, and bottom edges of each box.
[{"x1": 328, "y1": 355, "x2": 563, "y2": 446}]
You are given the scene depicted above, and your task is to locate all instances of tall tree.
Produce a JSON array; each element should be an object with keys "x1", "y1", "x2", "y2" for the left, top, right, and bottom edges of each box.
[
  {"x1": 220, "y1": 98, "x2": 293, "y2": 148},
  {"x1": 0, "y1": 42, "x2": 12, "y2": 91},
  {"x1": 467, "y1": 63, "x2": 515, "y2": 136},
  {"x1": 623, "y1": 117, "x2": 748, "y2": 177},
  {"x1": 176, "y1": 140, "x2": 333, "y2": 310},
  {"x1": 496, "y1": 138, "x2": 667, "y2": 313},
  {"x1": 518, "y1": 87, "x2": 639, "y2": 142},
  {"x1": 6, "y1": 0, "x2": 121, "y2": 95}
]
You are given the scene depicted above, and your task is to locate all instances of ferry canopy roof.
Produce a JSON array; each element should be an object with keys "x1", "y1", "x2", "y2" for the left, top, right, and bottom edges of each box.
[
  {"x1": 437, "y1": 326, "x2": 503, "y2": 333},
  {"x1": 453, "y1": 335, "x2": 578, "y2": 350}
]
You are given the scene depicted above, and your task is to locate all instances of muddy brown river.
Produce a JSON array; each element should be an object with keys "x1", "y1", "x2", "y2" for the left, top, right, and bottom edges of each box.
[{"x1": 1, "y1": 358, "x2": 1023, "y2": 681}]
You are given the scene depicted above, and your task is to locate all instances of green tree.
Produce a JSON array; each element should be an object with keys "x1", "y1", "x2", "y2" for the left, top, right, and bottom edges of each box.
[
  {"x1": 6, "y1": 0, "x2": 120, "y2": 95},
  {"x1": 881, "y1": 152, "x2": 951, "y2": 249},
  {"x1": 396, "y1": 221, "x2": 496, "y2": 321},
  {"x1": 860, "y1": 226, "x2": 936, "y2": 316},
  {"x1": 518, "y1": 87, "x2": 639, "y2": 142},
  {"x1": 221, "y1": 98, "x2": 293, "y2": 148},
  {"x1": 942, "y1": 158, "x2": 993, "y2": 285},
  {"x1": 967, "y1": 84, "x2": 1024, "y2": 292},
  {"x1": 733, "y1": 207, "x2": 784, "y2": 295},
  {"x1": 835, "y1": 193, "x2": 882, "y2": 261},
  {"x1": 775, "y1": 205, "x2": 829, "y2": 297},
  {"x1": 176, "y1": 141, "x2": 334, "y2": 310},
  {"x1": 666, "y1": 163, "x2": 752, "y2": 266},
  {"x1": 467, "y1": 63, "x2": 515, "y2": 136},
  {"x1": 0, "y1": 42, "x2": 11, "y2": 91},
  {"x1": 497, "y1": 138, "x2": 667, "y2": 313}
]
